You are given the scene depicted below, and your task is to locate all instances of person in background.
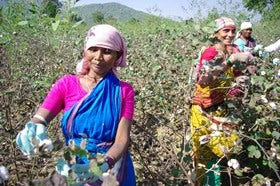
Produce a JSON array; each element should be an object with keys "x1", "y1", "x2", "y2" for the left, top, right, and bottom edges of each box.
[
  {"x1": 16, "y1": 24, "x2": 136, "y2": 186},
  {"x1": 234, "y1": 21, "x2": 257, "y2": 53},
  {"x1": 190, "y1": 17, "x2": 251, "y2": 185}
]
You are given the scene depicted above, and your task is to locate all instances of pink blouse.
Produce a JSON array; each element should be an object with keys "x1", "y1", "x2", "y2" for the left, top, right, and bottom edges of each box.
[{"x1": 41, "y1": 75, "x2": 135, "y2": 120}]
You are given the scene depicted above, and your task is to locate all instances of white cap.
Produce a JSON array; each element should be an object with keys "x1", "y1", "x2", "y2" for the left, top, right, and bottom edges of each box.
[{"x1": 240, "y1": 22, "x2": 252, "y2": 30}]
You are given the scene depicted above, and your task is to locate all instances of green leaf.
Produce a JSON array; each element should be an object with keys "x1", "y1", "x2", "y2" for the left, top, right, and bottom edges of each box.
[
  {"x1": 177, "y1": 152, "x2": 183, "y2": 158},
  {"x1": 247, "y1": 145, "x2": 261, "y2": 159},
  {"x1": 183, "y1": 155, "x2": 191, "y2": 163},
  {"x1": 268, "y1": 160, "x2": 278, "y2": 170},
  {"x1": 265, "y1": 83, "x2": 274, "y2": 91},
  {"x1": 152, "y1": 65, "x2": 162, "y2": 72},
  {"x1": 52, "y1": 20, "x2": 60, "y2": 31},
  {"x1": 63, "y1": 150, "x2": 72, "y2": 162},
  {"x1": 250, "y1": 76, "x2": 265, "y2": 86},
  {"x1": 75, "y1": 149, "x2": 88, "y2": 157},
  {"x1": 17, "y1": 21, "x2": 28, "y2": 26},
  {"x1": 171, "y1": 168, "x2": 179, "y2": 177},
  {"x1": 191, "y1": 38, "x2": 200, "y2": 46},
  {"x1": 266, "y1": 128, "x2": 271, "y2": 135},
  {"x1": 89, "y1": 164, "x2": 102, "y2": 178},
  {"x1": 272, "y1": 131, "x2": 280, "y2": 140},
  {"x1": 252, "y1": 174, "x2": 266, "y2": 185},
  {"x1": 184, "y1": 144, "x2": 191, "y2": 152},
  {"x1": 248, "y1": 96, "x2": 256, "y2": 108},
  {"x1": 234, "y1": 169, "x2": 243, "y2": 176},
  {"x1": 72, "y1": 20, "x2": 84, "y2": 28},
  {"x1": 201, "y1": 23, "x2": 216, "y2": 34}
]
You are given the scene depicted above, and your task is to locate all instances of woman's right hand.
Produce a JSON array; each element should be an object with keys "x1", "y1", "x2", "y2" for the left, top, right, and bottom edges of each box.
[{"x1": 16, "y1": 122, "x2": 53, "y2": 157}]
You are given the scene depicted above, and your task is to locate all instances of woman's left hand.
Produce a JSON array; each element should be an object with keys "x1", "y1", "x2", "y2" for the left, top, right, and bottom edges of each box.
[
  {"x1": 229, "y1": 52, "x2": 250, "y2": 63},
  {"x1": 105, "y1": 118, "x2": 132, "y2": 162}
]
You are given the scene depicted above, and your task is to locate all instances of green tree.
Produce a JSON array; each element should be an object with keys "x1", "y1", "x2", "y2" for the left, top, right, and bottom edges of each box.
[
  {"x1": 42, "y1": 0, "x2": 62, "y2": 18},
  {"x1": 242, "y1": 0, "x2": 280, "y2": 20},
  {"x1": 69, "y1": 12, "x2": 83, "y2": 22},
  {"x1": 92, "y1": 11, "x2": 105, "y2": 24}
]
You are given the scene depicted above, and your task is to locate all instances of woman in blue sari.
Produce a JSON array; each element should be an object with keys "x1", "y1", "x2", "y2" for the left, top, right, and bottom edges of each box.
[{"x1": 16, "y1": 24, "x2": 136, "y2": 185}]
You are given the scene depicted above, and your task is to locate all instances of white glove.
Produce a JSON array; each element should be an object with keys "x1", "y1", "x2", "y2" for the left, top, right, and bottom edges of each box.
[{"x1": 16, "y1": 122, "x2": 53, "y2": 156}]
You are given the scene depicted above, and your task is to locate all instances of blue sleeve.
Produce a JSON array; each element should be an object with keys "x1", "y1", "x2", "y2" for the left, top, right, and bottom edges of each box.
[{"x1": 234, "y1": 38, "x2": 245, "y2": 52}]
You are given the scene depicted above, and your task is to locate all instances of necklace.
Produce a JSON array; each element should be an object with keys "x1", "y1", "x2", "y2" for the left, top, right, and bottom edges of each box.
[
  {"x1": 85, "y1": 75, "x2": 102, "y2": 92},
  {"x1": 87, "y1": 74, "x2": 96, "y2": 79},
  {"x1": 85, "y1": 75, "x2": 93, "y2": 92}
]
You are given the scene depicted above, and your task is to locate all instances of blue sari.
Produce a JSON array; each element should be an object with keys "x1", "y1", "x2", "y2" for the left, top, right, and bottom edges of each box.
[{"x1": 61, "y1": 71, "x2": 136, "y2": 185}]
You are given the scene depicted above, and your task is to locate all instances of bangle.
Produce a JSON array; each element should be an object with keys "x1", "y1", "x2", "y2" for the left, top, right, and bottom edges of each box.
[
  {"x1": 105, "y1": 155, "x2": 116, "y2": 169},
  {"x1": 226, "y1": 57, "x2": 233, "y2": 67},
  {"x1": 33, "y1": 114, "x2": 48, "y2": 125}
]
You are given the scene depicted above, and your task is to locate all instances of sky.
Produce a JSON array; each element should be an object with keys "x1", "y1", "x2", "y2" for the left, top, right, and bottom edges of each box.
[{"x1": 74, "y1": 0, "x2": 245, "y2": 20}]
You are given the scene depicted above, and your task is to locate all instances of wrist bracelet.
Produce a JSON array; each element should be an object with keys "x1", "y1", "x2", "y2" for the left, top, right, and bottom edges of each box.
[
  {"x1": 226, "y1": 57, "x2": 233, "y2": 67},
  {"x1": 105, "y1": 155, "x2": 116, "y2": 169},
  {"x1": 33, "y1": 114, "x2": 48, "y2": 125}
]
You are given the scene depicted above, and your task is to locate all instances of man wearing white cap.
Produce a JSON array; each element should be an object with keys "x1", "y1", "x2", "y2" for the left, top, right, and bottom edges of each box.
[{"x1": 234, "y1": 21, "x2": 257, "y2": 53}]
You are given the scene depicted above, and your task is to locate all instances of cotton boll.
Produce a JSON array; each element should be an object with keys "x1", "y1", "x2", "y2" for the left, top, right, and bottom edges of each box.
[
  {"x1": 210, "y1": 124, "x2": 218, "y2": 130},
  {"x1": 199, "y1": 135, "x2": 210, "y2": 145},
  {"x1": 272, "y1": 58, "x2": 280, "y2": 66},
  {"x1": 227, "y1": 159, "x2": 240, "y2": 169},
  {"x1": 268, "y1": 102, "x2": 277, "y2": 110},
  {"x1": 197, "y1": 163, "x2": 206, "y2": 168},
  {"x1": 39, "y1": 139, "x2": 54, "y2": 153},
  {"x1": 0, "y1": 165, "x2": 9, "y2": 183},
  {"x1": 185, "y1": 133, "x2": 192, "y2": 141},
  {"x1": 102, "y1": 171, "x2": 119, "y2": 186},
  {"x1": 210, "y1": 123, "x2": 223, "y2": 131},
  {"x1": 210, "y1": 131, "x2": 221, "y2": 137},
  {"x1": 260, "y1": 95, "x2": 268, "y2": 104},
  {"x1": 260, "y1": 71, "x2": 266, "y2": 76},
  {"x1": 254, "y1": 44, "x2": 263, "y2": 52}
]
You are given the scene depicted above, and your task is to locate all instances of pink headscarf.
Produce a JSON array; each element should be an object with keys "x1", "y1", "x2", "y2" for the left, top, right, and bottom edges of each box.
[
  {"x1": 76, "y1": 24, "x2": 127, "y2": 77},
  {"x1": 214, "y1": 17, "x2": 236, "y2": 33}
]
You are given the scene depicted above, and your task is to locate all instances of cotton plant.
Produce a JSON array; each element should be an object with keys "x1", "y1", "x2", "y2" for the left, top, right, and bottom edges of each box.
[{"x1": 55, "y1": 139, "x2": 117, "y2": 186}]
